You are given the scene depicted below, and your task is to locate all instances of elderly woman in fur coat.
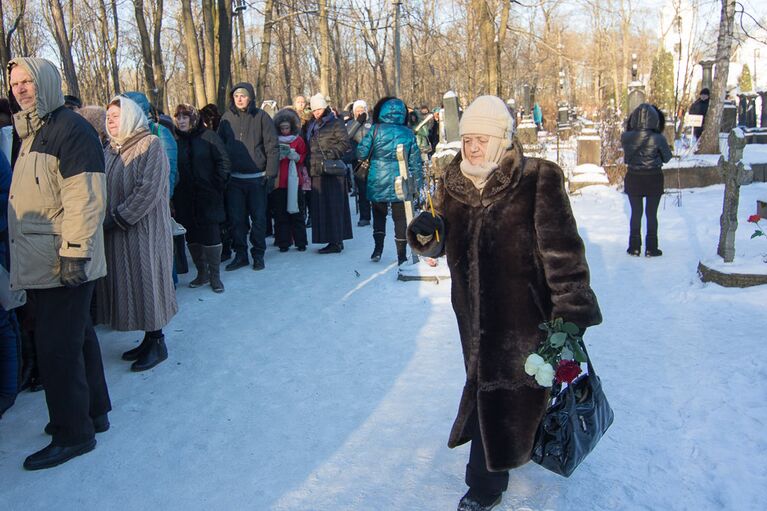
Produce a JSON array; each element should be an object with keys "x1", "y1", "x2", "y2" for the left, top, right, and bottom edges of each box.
[
  {"x1": 97, "y1": 96, "x2": 178, "y2": 372},
  {"x1": 408, "y1": 96, "x2": 602, "y2": 511}
]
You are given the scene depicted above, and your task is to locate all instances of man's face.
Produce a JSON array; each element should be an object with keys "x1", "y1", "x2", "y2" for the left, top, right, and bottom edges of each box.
[
  {"x1": 10, "y1": 66, "x2": 36, "y2": 111},
  {"x1": 234, "y1": 93, "x2": 250, "y2": 111},
  {"x1": 294, "y1": 96, "x2": 307, "y2": 111}
]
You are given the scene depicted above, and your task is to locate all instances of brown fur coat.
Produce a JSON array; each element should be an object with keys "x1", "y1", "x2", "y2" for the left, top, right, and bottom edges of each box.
[{"x1": 408, "y1": 141, "x2": 602, "y2": 471}]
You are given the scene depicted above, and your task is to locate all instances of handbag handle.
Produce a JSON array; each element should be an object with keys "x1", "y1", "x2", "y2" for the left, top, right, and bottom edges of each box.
[{"x1": 361, "y1": 125, "x2": 379, "y2": 163}]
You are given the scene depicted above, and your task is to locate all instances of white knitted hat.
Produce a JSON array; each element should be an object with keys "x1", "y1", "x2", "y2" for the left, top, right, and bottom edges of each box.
[{"x1": 310, "y1": 93, "x2": 328, "y2": 111}]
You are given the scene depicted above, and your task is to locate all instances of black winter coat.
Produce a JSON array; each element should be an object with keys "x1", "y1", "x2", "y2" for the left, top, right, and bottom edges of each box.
[
  {"x1": 217, "y1": 82, "x2": 279, "y2": 178},
  {"x1": 621, "y1": 104, "x2": 672, "y2": 196},
  {"x1": 407, "y1": 141, "x2": 602, "y2": 472},
  {"x1": 306, "y1": 109, "x2": 350, "y2": 177},
  {"x1": 688, "y1": 97, "x2": 709, "y2": 138},
  {"x1": 174, "y1": 125, "x2": 231, "y2": 227}
]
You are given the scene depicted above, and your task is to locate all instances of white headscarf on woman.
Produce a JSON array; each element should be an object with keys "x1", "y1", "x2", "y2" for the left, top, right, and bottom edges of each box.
[
  {"x1": 107, "y1": 95, "x2": 149, "y2": 146},
  {"x1": 458, "y1": 95, "x2": 515, "y2": 190}
]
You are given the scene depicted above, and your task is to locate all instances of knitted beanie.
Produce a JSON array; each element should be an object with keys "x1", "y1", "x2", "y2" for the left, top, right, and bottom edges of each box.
[
  {"x1": 459, "y1": 95, "x2": 514, "y2": 144},
  {"x1": 352, "y1": 99, "x2": 368, "y2": 112},
  {"x1": 310, "y1": 93, "x2": 328, "y2": 111}
]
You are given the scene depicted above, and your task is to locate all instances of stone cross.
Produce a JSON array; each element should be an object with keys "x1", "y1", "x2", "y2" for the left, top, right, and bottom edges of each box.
[{"x1": 717, "y1": 128, "x2": 748, "y2": 262}]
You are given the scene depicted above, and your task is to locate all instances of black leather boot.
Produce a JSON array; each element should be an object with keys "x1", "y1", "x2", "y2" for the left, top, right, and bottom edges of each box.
[
  {"x1": 457, "y1": 489, "x2": 502, "y2": 511},
  {"x1": 645, "y1": 235, "x2": 662, "y2": 257},
  {"x1": 225, "y1": 251, "x2": 249, "y2": 271},
  {"x1": 187, "y1": 243, "x2": 209, "y2": 287},
  {"x1": 370, "y1": 232, "x2": 385, "y2": 262},
  {"x1": 395, "y1": 239, "x2": 409, "y2": 265},
  {"x1": 131, "y1": 335, "x2": 168, "y2": 372},
  {"x1": 204, "y1": 244, "x2": 224, "y2": 293},
  {"x1": 627, "y1": 235, "x2": 641, "y2": 256},
  {"x1": 122, "y1": 333, "x2": 152, "y2": 361}
]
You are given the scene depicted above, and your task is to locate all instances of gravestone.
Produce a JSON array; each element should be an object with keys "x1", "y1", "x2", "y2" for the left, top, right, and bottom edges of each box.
[
  {"x1": 745, "y1": 94, "x2": 757, "y2": 128},
  {"x1": 442, "y1": 91, "x2": 460, "y2": 143},
  {"x1": 260, "y1": 100, "x2": 277, "y2": 118},
  {"x1": 716, "y1": 128, "x2": 748, "y2": 262},
  {"x1": 576, "y1": 129, "x2": 601, "y2": 165},
  {"x1": 737, "y1": 94, "x2": 749, "y2": 127},
  {"x1": 760, "y1": 91, "x2": 767, "y2": 128},
  {"x1": 516, "y1": 121, "x2": 538, "y2": 146},
  {"x1": 627, "y1": 82, "x2": 646, "y2": 115},
  {"x1": 721, "y1": 101, "x2": 737, "y2": 133},
  {"x1": 699, "y1": 60, "x2": 715, "y2": 90}
]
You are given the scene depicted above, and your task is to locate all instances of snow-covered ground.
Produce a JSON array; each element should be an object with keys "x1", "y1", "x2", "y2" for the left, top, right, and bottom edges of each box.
[{"x1": 2, "y1": 183, "x2": 767, "y2": 511}]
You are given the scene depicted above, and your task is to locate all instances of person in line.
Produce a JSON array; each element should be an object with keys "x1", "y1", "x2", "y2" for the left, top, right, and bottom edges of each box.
[
  {"x1": 621, "y1": 103, "x2": 673, "y2": 257},
  {"x1": 174, "y1": 104, "x2": 231, "y2": 293},
  {"x1": 217, "y1": 83, "x2": 279, "y2": 271},
  {"x1": 77, "y1": 106, "x2": 109, "y2": 148},
  {"x1": 407, "y1": 96, "x2": 602, "y2": 511},
  {"x1": 272, "y1": 109, "x2": 308, "y2": 252},
  {"x1": 688, "y1": 87, "x2": 710, "y2": 139},
  {"x1": 356, "y1": 97, "x2": 422, "y2": 264},
  {"x1": 306, "y1": 94, "x2": 352, "y2": 253},
  {"x1": 345, "y1": 99, "x2": 373, "y2": 226},
  {"x1": 7, "y1": 57, "x2": 111, "y2": 470},
  {"x1": 97, "y1": 95, "x2": 178, "y2": 371},
  {"x1": 63, "y1": 94, "x2": 81, "y2": 111},
  {"x1": 0, "y1": 146, "x2": 19, "y2": 420}
]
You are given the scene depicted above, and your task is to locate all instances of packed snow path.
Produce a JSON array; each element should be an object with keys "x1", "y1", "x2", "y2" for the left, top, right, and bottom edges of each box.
[{"x1": 2, "y1": 184, "x2": 766, "y2": 510}]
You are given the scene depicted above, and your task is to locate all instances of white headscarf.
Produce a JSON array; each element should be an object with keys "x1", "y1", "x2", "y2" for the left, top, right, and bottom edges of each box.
[
  {"x1": 107, "y1": 95, "x2": 149, "y2": 146},
  {"x1": 458, "y1": 95, "x2": 514, "y2": 190}
]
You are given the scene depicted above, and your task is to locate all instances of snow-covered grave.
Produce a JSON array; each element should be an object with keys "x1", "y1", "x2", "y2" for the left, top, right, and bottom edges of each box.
[{"x1": 2, "y1": 180, "x2": 766, "y2": 510}]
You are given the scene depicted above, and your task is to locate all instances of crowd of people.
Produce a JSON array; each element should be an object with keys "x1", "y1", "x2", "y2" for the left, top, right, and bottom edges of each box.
[{"x1": 0, "y1": 57, "x2": 610, "y2": 511}]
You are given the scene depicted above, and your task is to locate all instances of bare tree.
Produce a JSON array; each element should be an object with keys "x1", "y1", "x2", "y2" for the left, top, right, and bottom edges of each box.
[
  {"x1": 0, "y1": 0, "x2": 25, "y2": 91},
  {"x1": 216, "y1": 0, "x2": 233, "y2": 109},
  {"x1": 256, "y1": 0, "x2": 276, "y2": 102},
  {"x1": 698, "y1": 0, "x2": 735, "y2": 154},
  {"x1": 181, "y1": 0, "x2": 207, "y2": 106},
  {"x1": 49, "y1": 0, "x2": 80, "y2": 97}
]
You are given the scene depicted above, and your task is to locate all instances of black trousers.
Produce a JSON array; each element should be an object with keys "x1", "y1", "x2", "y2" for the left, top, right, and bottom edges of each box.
[
  {"x1": 371, "y1": 201, "x2": 406, "y2": 241},
  {"x1": 226, "y1": 176, "x2": 269, "y2": 259},
  {"x1": 27, "y1": 282, "x2": 111, "y2": 446},
  {"x1": 628, "y1": 194, "x2": 661, "y2": 243},
  {"x1": 465, "y1": 408, "x2": 509, "y2": 495},
  {"x1": 272, "y1": 188, "x2": 308, "y2": 249},
  {"x1": 354, "y1": 174, "x2": 371, "y2": 221}
]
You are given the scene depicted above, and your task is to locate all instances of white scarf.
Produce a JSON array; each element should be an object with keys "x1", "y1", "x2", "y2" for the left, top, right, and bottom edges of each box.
[
  {"x1": 459, "y1": 136, "x2": 505, "y2": 191},
  {"x1": 279, "y1": 134, "x2": 300, "y2": 214},
  {"x1": 107, "y1": 96, "x2": 149, "y2": 147}
]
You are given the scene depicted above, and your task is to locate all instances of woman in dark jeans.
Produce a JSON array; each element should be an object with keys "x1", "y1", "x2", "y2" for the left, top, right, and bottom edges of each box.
[
  {"x1": 621, "y1": 103, "x2": 672, "y2": 257},
  {"x1": 356, "y1": 97, "x2": 423, "y2": 264}
]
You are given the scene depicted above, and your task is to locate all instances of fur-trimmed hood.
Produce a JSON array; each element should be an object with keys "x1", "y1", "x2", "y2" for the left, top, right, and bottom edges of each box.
[{"x1": 273, "y1": 108, "x2": 301, "y2": 136}]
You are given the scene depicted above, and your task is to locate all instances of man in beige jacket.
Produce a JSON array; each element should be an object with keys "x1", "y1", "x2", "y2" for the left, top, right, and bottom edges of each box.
[{"x1": 7, "y1": 57, "x2": 111, "y2": 470}]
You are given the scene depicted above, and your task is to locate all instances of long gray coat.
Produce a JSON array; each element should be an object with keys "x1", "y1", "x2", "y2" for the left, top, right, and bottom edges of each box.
[{"x1": 96, "y1": 129, "x2": 178, "y2": 331}]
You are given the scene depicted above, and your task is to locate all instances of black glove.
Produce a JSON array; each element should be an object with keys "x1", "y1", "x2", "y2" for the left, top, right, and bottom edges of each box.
[
  {"x1": 103, "y1": 210, "x2": 116, "y2": 231},
  {"x1": 411, "y1": 211, "x2": 440, "y2": 237},
  {"x1": 356, "y1": 112, "x2": 367, "y2": 124},
  {"x1": 59, "y1": 257, "x2": 89, "y2": 288}
]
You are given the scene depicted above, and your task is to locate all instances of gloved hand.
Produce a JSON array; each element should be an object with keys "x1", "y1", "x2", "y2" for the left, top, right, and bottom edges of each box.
[
  {"x1": 59, "y1": 257, "x2": 89, "y2": 288},
  {"x1": 356, "y1": 112, "x2": 367, "y2": 124},
  {"x1": 103, "y1": 210, "x2": 116, "y2": 231},
  {"x1": 410, "y1": 211, "x2": 440, "y2": 237}
]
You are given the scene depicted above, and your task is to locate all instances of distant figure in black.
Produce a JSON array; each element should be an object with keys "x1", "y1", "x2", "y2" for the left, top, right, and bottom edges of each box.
[
  {"x1": 688, "y1": 88, "x2": 710, "y2": 139},
  {"x1": 621, "y1": 103, "x2": 673, "y2": 257}
]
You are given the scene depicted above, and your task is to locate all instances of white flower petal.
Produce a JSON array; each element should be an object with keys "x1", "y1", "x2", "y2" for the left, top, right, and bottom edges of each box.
[
  {"x1": 524, "y1": 353, "x2": 544, "y2": 376},
  {"x1": 534, "y1": 363, "x2": 555, "y2": 387}
]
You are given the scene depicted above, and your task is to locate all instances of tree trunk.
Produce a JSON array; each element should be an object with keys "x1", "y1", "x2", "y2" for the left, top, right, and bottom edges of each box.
[
  {"x1": 202, "y1": 0, "x2": 216, "y2": 104},
  {"x1": 107, "y1": 0, "x2": 120, "y2": 95},
  {"x1": 133, "y1": 0, "x2": 157, "y2": 103},
  {"x1": 0, "y1": 1, "x2": 25, "y2": 91},
  {"x1": 181, "y1": 0, "x2": 207, "y2": 106},
  {"x1": 318, "y1": 0, "x2": 331, "y2": 98},
  {"x1": 237, "y1": 10, "x2": 248, "y2": 79},
  {"x1": 49, "y1": 0, "x2": 80, "y2": 97},
  {"x1": 256, "y1": 0, "x2": 275, "y2": 102},
  {"x1": 699, "y1": 0, "x2": 735, "y2": 155},
  {"x1": 151, "y1": 0, "x2": 167, "y2": 112},
  {"x1": 473, "y1": 0, "x2": 498, "y2": 95},
  {"x1": 216, "y1": 0, "x2": 233, "y2": 110}
]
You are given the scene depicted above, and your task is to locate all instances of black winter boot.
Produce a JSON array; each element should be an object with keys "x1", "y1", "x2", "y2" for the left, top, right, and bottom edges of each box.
[
  {"x1": 187, "y1": 243, "x2": 210, "y2": 287},
  {"x1": 371, "y1": 231, "x2": 385, "y2": 262},
  {"x1": 225, "y1": 252, "x2": 249, "y2": 271},
  {"x1": 131, "y1": 334, "x2": 168, "y2": 372},
  {"x1": 645, "y1": 236, "x2": 662, "y2": 257},
  {"x1": 122, "y1": 332, "x2": 153, "y2": 361},
  {"x1": 457, "y1": 489, "x2": 502, "y2": 511},
  {"x1": 627, "y1": 235, "x2": 641, "y2": 256},
  {"x1": 204, "y1": 244, "x2": 224, "y2": 293},
  {"x1": 395, "y1": 239, "x2": 409, "y2": 265}
]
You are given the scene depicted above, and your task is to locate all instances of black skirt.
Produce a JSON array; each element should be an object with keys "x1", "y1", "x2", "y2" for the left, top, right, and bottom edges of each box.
[
  {"x1": 624, "y1": 169, "x2": 664, "y2": 197},
  {"x1": 310, "y1": 175, "x2": 353, "y2": 244}
]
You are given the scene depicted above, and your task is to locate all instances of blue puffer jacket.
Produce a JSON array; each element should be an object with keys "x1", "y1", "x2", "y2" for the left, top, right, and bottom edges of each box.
[
  {"x1": 122, "y1": 91, "x2": 178, "y2": 196},
  {"x1": 357, "y1": 98, "x2": 422, "y2": 203}
]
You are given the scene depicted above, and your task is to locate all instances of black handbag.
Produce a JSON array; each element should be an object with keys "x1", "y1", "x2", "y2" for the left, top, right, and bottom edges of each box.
[
  {"x1": 353, "y1": 125, "x2": 379, "y2": 180},
  {"x1": 531, "y1": 342, "x2": 614, "y2": 477},
  {"x1": 315, "y1": 130, "x2": 348, "y2": 177}
]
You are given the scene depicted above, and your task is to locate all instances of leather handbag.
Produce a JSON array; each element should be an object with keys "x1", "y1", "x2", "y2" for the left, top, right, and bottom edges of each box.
[
  {"x1": 531, "y1": 342, "x2": 614, "y2": 477},
  {"x1": 315, "y1": 131, "x2": 348, "y2": 177},
  {"x1": 353, "y1": 125, "x2": 379, "y2": 180}
]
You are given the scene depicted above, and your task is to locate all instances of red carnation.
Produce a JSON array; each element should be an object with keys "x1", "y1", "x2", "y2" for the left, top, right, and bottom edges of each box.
[
  {"x1": 748, "y1": 214, "x2": 761, "y2": 223},
  {"x1": 555, "y1": 360, "x2": 582, "y2": 384}
]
